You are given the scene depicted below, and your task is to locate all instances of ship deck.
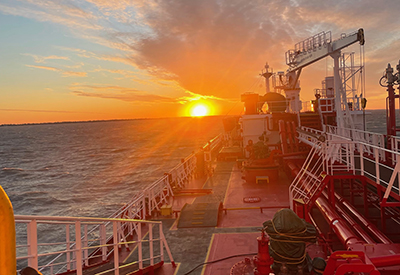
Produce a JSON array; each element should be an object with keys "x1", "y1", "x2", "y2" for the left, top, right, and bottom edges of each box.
[{"x1": 152, "y1": 160, "x2": 325, "y2": 275}]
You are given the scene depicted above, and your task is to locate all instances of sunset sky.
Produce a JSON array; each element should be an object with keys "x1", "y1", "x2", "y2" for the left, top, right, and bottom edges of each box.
[{"x1": 1, "y1": 0, "x2": 400, "y2": 124}]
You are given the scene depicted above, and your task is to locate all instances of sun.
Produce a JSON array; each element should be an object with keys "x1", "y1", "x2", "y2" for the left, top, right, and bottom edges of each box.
[{"x1": 190, "y1": 104, "x2": 209, "y2": 117}]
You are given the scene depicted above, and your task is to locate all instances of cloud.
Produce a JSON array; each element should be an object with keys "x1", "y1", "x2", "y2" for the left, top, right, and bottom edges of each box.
[
  {"x1": 0, "y1": 1, "x2": 101, "y2": 30},
  {"x1": 70, "y1": 83, "x2": 235, "y2": 105},
  {"x1": 62, "y1": 71, "x2": 87, "y2": 77},
  {"x1": 26, "y1": 64, "x2": 87, "y2": 77},
  {"x1": 72, "y1": 90, "x2": 176, "y2": 103},
  {"x1": 70, "y1": 83, "x2": 177, "y2": 103},
  {"x1": 26, "y1": 64, "x2": 60, "y2": 72},
  {"x1": 22, "y1": 53, "x2": 70, "y2": 63},
  {"x1": 0, "y1": 108, "x2": 89, "y2": 113},
  {"x1": 177, "y1": 91, "x2": 235, "y2": 104},
  {"x1": 4, "y1": 0, "x2": 400, "y2": 107}
]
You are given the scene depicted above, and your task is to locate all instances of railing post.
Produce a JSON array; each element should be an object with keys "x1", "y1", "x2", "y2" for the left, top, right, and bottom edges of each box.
[
  {"x1": 142, "y1": 196, "x2": 146, "y2": 218},
  {"x1": 381, "y1": 135, "x2": 386, "y2": 162},
  {"x1": 100, "y1": 224, "x2": 107, "y2": 261},
  {"x1": 66, "y1": 224, "x2": 71, "y2": 271},
  {"x1": 159, "y1": 224, "x2": 164, "y2": 262},
  {"x1": 149, "y1": 223, "x2": 154, "y2": 265},
  {"x1": 113, "y1": 221, "x2": 120, "y2": 275},
  {"x1": 148, "y1": 190, "x2": 152, "y2": 216},
  {"x1": 160, "y1": 229, "x2": 175, "y2": 267},
  {"x1": 27, "y1": 219, "x2": 38, "y2": 269},
  {"x1": 75, "y1": 221, "x2": 83, "y2": 275},
  {"x1": 84, "y1": 224, "x2": 88, "y2": 266},
  {"x1": 360, "y1": 145, "x2": 364, "y2": 176},
  {"x1": 374, "y1": 147, "x2": 380, "y2": 186},
  {"x1": 392, "y1": 137, "x2": 398, "y2": 165},
  {"x1": 350, "y1": 142, "x2": 355, "y2": 173},
  {"x1": 138, "y1": 222, "x2": 143, "y2": 270},
  {"x1": 346, "y1": 143, "x2": 350, "y2": 171}
]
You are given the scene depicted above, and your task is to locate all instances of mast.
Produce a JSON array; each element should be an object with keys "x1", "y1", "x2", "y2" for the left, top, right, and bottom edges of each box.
[{"x1": 261, "y1": 63, "x2": 273, "y2": 94}]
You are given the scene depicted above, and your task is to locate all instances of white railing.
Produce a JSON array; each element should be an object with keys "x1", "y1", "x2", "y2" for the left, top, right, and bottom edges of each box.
[
  {"x1": 296, "y1": 126, "x2": 400, "y2": 202},
  {"x1": 169, "y1": 153, "x2": 198, "y2": 190},
  {"x1": 110, "y1": 152, "x2": 198, "y2": 221},
  {"x1": 15, "y1": 215, "x2": 174, "y2": 275}
]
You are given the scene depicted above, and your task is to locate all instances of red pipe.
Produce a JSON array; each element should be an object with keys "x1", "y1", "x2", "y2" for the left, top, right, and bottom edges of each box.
[
  {"x1": 314, "y1": 196, "x2": 363, "y2": 248},
  {"x1": 370, "y1": 254, "x2": 400, "y2": 268},
  {"x1": 334, "y1": 204, "x2": 375, "y2": 244},
  {"x1": 334, "y1": 192, "x2": 392, "y2": 244}
]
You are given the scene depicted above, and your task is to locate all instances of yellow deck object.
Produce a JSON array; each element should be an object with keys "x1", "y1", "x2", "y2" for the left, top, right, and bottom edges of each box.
[
  {"x1": 160, "y1": 204, "x2": 172, "y2": 216},
  {"x1": 0, "y1": 186, "x2": 16, "y2": 274},
  {"x1": 256, "y1": 176, "x2": 269, "y2": 184}
]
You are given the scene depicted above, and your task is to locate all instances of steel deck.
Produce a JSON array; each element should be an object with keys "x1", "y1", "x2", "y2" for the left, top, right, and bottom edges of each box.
[{"x1": 153, "y1": 159, "x2": 316, "y2": 275}]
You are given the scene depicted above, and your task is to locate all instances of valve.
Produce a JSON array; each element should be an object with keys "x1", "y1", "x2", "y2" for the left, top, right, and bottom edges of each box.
[
  {"x1": 253, "y1": 229, "x2": 273, "y2": 275},
  {"x1": 380, "y1": 63, "x2": 399, "y2": 87}
]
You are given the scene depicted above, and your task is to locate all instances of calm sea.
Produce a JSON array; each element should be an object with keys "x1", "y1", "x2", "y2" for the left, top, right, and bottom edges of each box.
[
  {"x1": 0, "y1": 116, "x2": 223, "y2": 218},
  {"x1": 0, "y1": 110, "x2": 388, "y2": 219}
]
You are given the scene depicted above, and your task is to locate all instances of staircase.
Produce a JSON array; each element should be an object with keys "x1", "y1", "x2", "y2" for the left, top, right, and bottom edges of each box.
[{"x1": 289, "y1": 143, "x2": 330, "y2": 210}]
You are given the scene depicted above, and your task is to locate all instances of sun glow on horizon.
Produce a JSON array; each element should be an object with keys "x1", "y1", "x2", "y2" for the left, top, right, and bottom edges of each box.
[{"x1": 190, "y1": 104, "x2": 209, "y2": 117}]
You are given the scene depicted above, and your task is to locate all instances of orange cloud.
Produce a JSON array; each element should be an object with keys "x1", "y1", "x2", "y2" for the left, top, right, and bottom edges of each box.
[
  {"x1": 22, "y1": 53, "x2": 70, "y2": 63},
  {"x1": 26, "y1": 64, "x2": 87, "y2": 78},
  {"x1": 26, "y1": 65, "x2": 60, "y2": 72},
  {"x1": 62, "y1": 71, "x2": 87, "y2": 77},
  {"x1": 72, "y1": 90, "x2": 175, "y2": 103},
  {"x1": 0, "y1": 108, "x2": 93, "y2": 114},
  {"x1": 177, "y1": 91, "x2": 235, "y2": 104}
]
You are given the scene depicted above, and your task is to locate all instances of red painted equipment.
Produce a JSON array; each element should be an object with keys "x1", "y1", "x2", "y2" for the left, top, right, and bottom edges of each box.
[
  {"x1": 253, "y1": 229, "x2": 273, "y2": 275},
  {"x1": 324, "y1": 251, "x2": 380, "y2": 275}
]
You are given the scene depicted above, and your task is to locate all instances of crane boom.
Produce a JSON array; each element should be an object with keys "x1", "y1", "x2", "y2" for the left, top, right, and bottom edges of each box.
[{"x1": 285, "y1": 29, "x2": 364, "y2": 73}]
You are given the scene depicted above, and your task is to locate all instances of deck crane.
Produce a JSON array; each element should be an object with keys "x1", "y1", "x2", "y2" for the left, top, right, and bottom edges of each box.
[{"x1": 280, "y1": 29, "x2": 365, "y2": 128}]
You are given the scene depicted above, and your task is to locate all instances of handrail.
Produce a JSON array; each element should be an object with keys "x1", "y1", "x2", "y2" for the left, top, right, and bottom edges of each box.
[
  {"x1": 297, "y1": 126, "x2": 400, "y2": 201},
  {"x1": 15, "y1": 215, "x2": 174, "y2": 275}
]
